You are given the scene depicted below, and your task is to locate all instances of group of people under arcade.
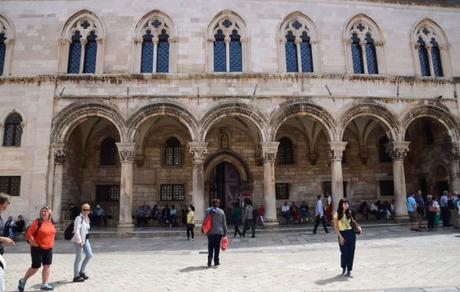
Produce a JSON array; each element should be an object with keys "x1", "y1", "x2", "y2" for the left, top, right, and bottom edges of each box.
[
  {"x1": 407, "y1": 190, "x2": 460, "y2": 231},
  {"x1": 0, "y1": 214, "x2": 25, "y2": 239}
]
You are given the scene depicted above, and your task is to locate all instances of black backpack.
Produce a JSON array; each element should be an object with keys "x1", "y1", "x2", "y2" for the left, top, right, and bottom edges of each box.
[
  {"x1": 25, "y1": 219, "x2": 42, "y2": 244},
  {"x1": 64, "y1": 217, "x2": 83, "y2": 240}
]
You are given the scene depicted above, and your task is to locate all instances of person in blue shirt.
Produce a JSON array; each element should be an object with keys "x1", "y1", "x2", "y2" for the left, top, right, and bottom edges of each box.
[{"x1": 406, "y1": 193, "x2": 418, "y2": 231}]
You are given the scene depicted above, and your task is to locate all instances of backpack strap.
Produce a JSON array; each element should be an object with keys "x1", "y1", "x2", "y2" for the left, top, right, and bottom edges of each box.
[{"x1": 33, "y1": 219, "x2": 42, "y2": 238}]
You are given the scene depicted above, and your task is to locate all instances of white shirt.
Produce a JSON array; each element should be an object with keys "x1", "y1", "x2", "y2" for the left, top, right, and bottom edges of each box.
[
  {"x1": 281, "y1": 205, "x2": 290, "y2": 212},
  {"x1": 71, "y1": 214, "x2": 91, "y2": 244},
  {"x1": 315, "y1": 199, "x2": 324, "y2": 217},
  {"x1": 457, "y1": 200, "x2": 460, "y2": 215}
]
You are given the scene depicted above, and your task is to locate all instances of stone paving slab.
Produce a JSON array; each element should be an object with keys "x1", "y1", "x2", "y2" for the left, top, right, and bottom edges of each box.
[{"x1": 3, "y1": 226, "x2": 460, "y2": 292}]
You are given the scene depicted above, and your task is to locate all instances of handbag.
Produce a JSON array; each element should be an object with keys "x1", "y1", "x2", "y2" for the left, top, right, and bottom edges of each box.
[
  {"x1": 350, "y1": 217, "x2": 362, "y2": 234},
  {"x1": 220, "y1": 236, "x2": 228, "y2": 251},
  {"x1": 201, "y1": 213, "x2": 212, "y2": 234}
]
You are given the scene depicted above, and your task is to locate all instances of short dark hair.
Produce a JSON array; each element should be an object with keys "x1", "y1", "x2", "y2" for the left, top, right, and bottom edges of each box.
[
  {"x1": 212, "y1": 198, "x2": 220, "y2": 207},
  {"x1": 0, "y1": 195, "x2": 10, "y2": 205}
]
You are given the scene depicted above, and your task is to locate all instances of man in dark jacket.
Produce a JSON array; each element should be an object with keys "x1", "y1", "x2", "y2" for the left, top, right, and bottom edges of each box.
[{"x1": 206, "y1": 198, "x2": 227, "y2": 267}]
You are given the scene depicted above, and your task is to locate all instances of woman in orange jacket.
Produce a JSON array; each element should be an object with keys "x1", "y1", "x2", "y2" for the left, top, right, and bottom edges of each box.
[{"x1": 18, "y1": 206, "x2": 56, "y2": 291}]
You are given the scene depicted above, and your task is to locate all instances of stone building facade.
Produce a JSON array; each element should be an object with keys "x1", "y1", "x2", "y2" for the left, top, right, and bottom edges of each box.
[{"x1": 1, "y1": 0, "x2": 460, "y2": 228}]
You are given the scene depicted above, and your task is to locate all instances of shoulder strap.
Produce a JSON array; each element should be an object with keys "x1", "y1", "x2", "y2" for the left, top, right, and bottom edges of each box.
[{"x1": 34, "y1": 219, "x2": 42, "y2": 237}]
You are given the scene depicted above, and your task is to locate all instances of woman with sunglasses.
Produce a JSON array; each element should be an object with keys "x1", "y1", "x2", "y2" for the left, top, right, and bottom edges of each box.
[
  {"x1": 18, "y1": 206, "x2": 56, "y2": 291},
  {"x1": 71, "y1": 203, "x2": 93, "y2": 283}
]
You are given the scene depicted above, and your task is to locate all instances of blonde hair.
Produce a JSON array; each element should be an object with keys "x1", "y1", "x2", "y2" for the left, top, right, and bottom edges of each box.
[
  {"x1": 40, "y1": 206, "x2": 53, "y2": 220},
  {"x1": 81, "y1": 203, "x2": 90, "y2": 210}
]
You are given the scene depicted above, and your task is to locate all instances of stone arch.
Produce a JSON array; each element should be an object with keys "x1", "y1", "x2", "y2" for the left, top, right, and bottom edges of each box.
[
  {"x1": 126, "y1": 102, "x2": 198, "y2": 143},
  {"x1": 269, "y1": 101, "x2": 335, "y2": 142},
  {"x1": 401, "y1": 104, "x2": 460, "y2": 143},
  {"x1": 51, "y1": 101, "x2": 127, "y2": 144},
  {"x1": 204, "y1": 149, "x2": 252, "y2": 183},
  {"x1": 200, "y1": 102, "x2": 268, "y2": 142},
  {"x1": 338, "y1": 101, "x2": 399, "y2": 141}
]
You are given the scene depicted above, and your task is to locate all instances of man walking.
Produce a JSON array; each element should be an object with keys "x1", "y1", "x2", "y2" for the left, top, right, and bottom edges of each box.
[
  {"x1": 407, "y1": 193, "x2": 419, "y2": 231},
  {"x1": 242, "y1": 199, "x2": 255, "y2": 238},
  {"x1": 206, "y1": 199, "x2": 227, "y2": 267},
  {"x1": 313, "y1": 195, "x2": 329, "y2": 234},
  {"x1": 439, "y1": 191, "x2": 450, "y2": 227}
]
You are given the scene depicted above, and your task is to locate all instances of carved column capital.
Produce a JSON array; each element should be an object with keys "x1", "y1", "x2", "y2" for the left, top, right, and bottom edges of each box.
[
  {"x1": 451, "y1": 142, "x2": 460, "y2": 160},
  {"x1": 54, "y1": 148, "x2": 71, "y2": 164},
  {"x1": 390, "y1": 142, "x2": 410, "y2": 161},
  {"x1": 116, "y1": 142, "x2": 136, "y2": 163},
  {"x1": 189, "y1": 142, "x2": 208, "y2": 164},
  {"x1": 329, "y1": 142, "x2": 347, "y2": 162},
  {"x1": 261, "y1": 142, "x2": 279, "y2": 163}
]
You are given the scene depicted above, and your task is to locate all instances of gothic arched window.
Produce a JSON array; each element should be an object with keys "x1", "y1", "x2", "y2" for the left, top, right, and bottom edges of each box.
[
  {"x1": 277, "y1": 137, "x2": 294, "y2": 165},
  {"x1": 281, "y1": 17, "x2": 314, "y2": 73},
  {"x1": 208, "y1": 11, "x2": 247, "y2": 73},
  {"x1": 100, "y1": 137, "x2": 118, "y2": 166},
  {"x1": 165, "y1": 137, "x2": 181, "y2": 166},
  {"x1": 139, "y1": 15, "x2": 172, "y2": 73},
  {"x1": 3, "y1": 113, "x2": 23, "y2": 147},
  {"x1": 345, "y1": 15, "x2": 383, "y2": 75},
  {"x1": 378, "y1": 136, "x2": 391, "y2": 163},
  {"x1": 59, "y1": 11, "x2": 105, "y2": 74},
  {"x1": 413, "y1": 19, "x2": 449, "y2": 78},
  {"x1": 0, "y1": 15, "x2": 14, "y2": 76}
]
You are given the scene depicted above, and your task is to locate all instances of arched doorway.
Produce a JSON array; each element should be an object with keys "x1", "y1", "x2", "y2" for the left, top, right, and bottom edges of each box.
[{"x1": 208, "y1": 161, "x2": 241, "y2": 213}]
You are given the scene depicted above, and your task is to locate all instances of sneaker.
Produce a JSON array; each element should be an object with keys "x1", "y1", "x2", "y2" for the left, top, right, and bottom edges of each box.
[
  {"x1": 79, "y1": 272, "x2": 89, "y2": 280},
  {"x1": 73, "y1": 276, "x2": 85, "y2": 282},
  {"x1": 18, "y1": 278, "x2": 26, "y2": 292},
  {"x1": 41, "y1": 283, "x2": 54, "y2": 290},
  {"x1": 214, "y1": 262, "x2": 220, "y2": 266},
  {"x1": 191, "y1": 238, "x2": 195, "y2": 241}
]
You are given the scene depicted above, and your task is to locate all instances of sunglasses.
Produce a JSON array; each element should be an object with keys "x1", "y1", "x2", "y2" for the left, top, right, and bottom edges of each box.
[{"x1": 82, "y1": 209, "x2": 90, "y2": 212}]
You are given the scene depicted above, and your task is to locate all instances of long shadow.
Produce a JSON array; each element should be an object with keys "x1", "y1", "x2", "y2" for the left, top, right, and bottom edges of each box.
[
  {"x1": 30, "y1": 279, "x2": 71, "y2": 290},
  {"x1": 314, "y1": 274, "x2": 349, "y2": 286},
  {"x1": 179, "y1": 266, "x2": 209, "y2": 273}
]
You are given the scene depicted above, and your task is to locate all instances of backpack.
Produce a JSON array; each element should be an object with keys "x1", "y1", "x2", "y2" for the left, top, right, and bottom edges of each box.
[
  {"x1": 64, "y1": 217, "x2": 83, "y2": 240},
  {"x1": 25, "y1": 219, "x2": 42, "y2": 244}
]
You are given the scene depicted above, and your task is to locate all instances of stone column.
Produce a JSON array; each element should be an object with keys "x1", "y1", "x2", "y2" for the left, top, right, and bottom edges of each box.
[
  {"x1": 116, "y1": 142, "x2": 135, "y2": 230},
  {"x1": 52, "y1": 145, "x2": 70, "y2": 224},
  {"x1": 329, "y1": 142, "x2": 348, "y2": 212},
  {"x1": 449, "y1": 142, "x2": 460, "y2": 193},
  {"x1": 390, "y1": 142, "x2": 410, "y2": 219},
  {"x1": 261, "y1": 142, "x2": 279, "y2": 226},
  {"x1": 189, "y1": 142, "x2": 208, "y2": 223}
]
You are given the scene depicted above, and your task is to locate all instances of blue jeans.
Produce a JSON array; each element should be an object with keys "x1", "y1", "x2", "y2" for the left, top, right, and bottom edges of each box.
[{"x1": 73, "y1": 240, "x2": 93, "y2": 277}]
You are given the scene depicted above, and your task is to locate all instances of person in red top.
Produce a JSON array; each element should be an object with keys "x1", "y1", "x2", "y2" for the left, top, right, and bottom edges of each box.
[{"x1": 18, "y1": 206, "x2": 56, "y2": 291}]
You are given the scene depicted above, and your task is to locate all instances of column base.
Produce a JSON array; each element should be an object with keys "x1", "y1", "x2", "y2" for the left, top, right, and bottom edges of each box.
[
  {"x1": 117, "y1": 222, "x2": 134, "y2": 233},
  {"x1": 263, "y1": 219, "x2": 279, "y2": 228},
  {"x1": 394, "y1": 215, "x2": 409, "y2": 223}
]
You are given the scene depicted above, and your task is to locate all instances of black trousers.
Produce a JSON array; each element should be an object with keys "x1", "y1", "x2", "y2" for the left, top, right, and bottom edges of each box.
[
  {"x1": 313, "y1": 215, "x2": 329, "y2": 233},
  {"x1": 440, "y1": 207, "x2": 450, "y2": 227},
  {"x1": 339, "y1": 230, "x2": 356, "y2": 272},
  {"x1": 427, "y1": 212, "x2": 436, "y2": 229},
  {"x1": 186, "y1": 224, "x2": 195, "y2": 239},
  {"x1": 207, "y1": 234, "x2": 223, "y2": 265},
  {"x1": 234, "y1": 222, "x2": 242, "y2": 237},
  {"x1": 243, "y1": 219, "x2": 255, "y2": 237}
]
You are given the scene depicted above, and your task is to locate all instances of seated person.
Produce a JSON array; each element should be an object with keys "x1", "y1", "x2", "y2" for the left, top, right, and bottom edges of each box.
[
  {"x1": 69, "y1": 203, "x2": 80, "y2": 220},
  {"x1": 290, "y1": 202, "x2": 300, "y2": 223},
  {"x1": 135, "y1": 205, "x2": 149, "y2": 227},
  {"x1": 161, "y1": 205, "x2": 171, "y2": 226},
  {"x1": 3, "y1": 216, "x2": 15, "y2": 239},
  {"x1": 358, "y1": 201, "x2": 370, "y2": 220},
  {"x1": 151, "y1": 205, "x2": 160, "y2": 224},
  {"x1": 300, "y1": 201, "x2": 310, "y2": 223},
  {"x1": 281, "y1": 201, "x2": 291, "y2": 224},
  {"x1": 14, "y1": 214, "x2": 25, "y2": 233},
  {"x1": 92, "y1": 204, "x2": 107, "y2": 226},
  {"x1": 169, "y1": 205, "x2": 177, "y2": 227}
]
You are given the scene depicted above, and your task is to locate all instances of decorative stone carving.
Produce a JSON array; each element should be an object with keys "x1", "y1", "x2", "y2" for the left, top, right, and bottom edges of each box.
[
  {"x1": 189, "y1": 142, "x2": 208, "y2": 164},
  {"x1": 308, "y1": 152, "x2": 318, "y2": 165},
  {"x1": 261, "y1": 142, "x2": 279, "y2": 163},
  {"x1": 389, "y1": 142, "x2": 410, "y2": 161},
  {"x1": 329, "y1": 142, "x2": 348, "y2": 162},
  {"x1": 451, "y1": 142, "x2": 460, "y2": 160},
  {"x1": 116, "y1": 142, "x2": 135, "y2": 163},
  {"x1": 54, "y1": 148, "x2": 70, "y2": 164}
]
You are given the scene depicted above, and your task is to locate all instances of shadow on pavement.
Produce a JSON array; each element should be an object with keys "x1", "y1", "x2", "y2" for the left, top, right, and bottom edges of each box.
[
  {"x1": 30, "y1": 279, "x2": 71, "y2": 290},
  {"x1": 179, "y1": 266, "x2": 209, "y2": 273},
  {"x1": 314, "y1": 274, "x2": 348, "y2": 285}
]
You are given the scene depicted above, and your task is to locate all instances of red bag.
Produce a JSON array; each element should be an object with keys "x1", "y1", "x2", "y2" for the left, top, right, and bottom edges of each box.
[
  {"x1": 201, "y1": 213, "x2": 212, "y2": 234},
  {"x1": 221, "y1": 236, "x2": 228, "y2": 251}
]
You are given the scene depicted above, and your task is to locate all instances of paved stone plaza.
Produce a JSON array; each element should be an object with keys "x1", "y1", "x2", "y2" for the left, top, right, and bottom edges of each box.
[{"x1": 3, "y1": 225, "x2": 460, "y2": 292}]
